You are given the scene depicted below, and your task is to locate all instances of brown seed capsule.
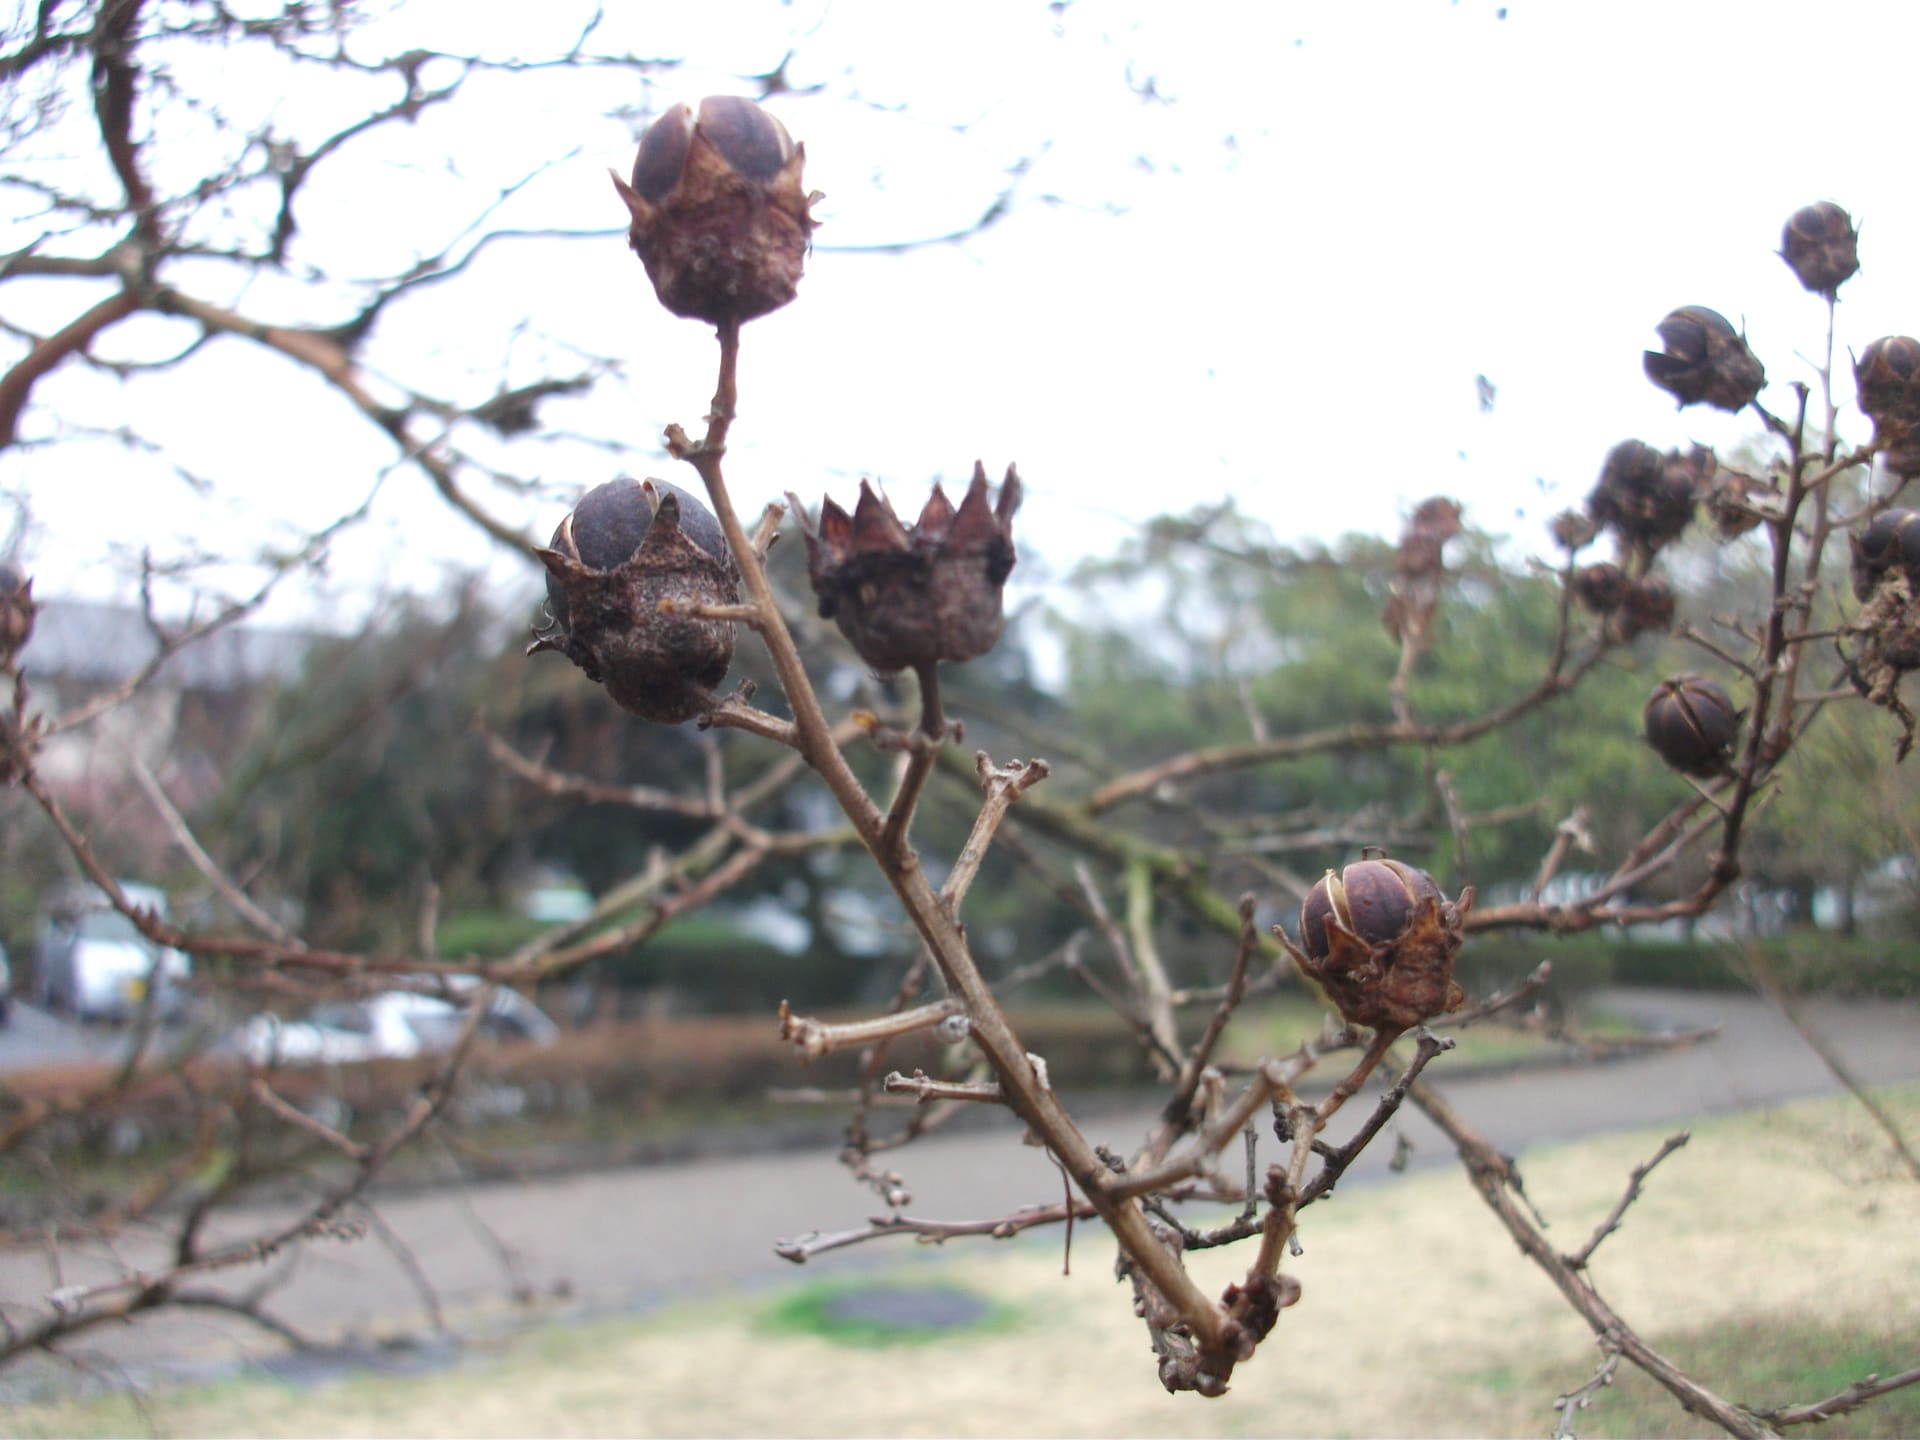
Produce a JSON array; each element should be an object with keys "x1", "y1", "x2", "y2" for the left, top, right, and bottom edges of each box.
[
  {"x1": 1842, "y1": 567, "x2": 1920, "y2": 759},
  {"x1": 1851, "y1": 508, "x2": 1920, "y2": 600},
  {"x1": 1550, "y1": 508, "x2": 1600, "y2": 553},
  {"x1": 1644, "y1": 674, "x2": 1740, "y2": 777},
  {"x1": 1618, "y1": 574, "x2": 1676, "y2": 639},
  {"x1": 1781, "y1": 202, "x2": 1859, "y2": 296},
  {"x1": 1586, "y1": 440, "x2": 1702, "y2": 555},
  {"x1": 1854, "y1": 337, "x2": 1920, "y2": 430},
  {"x1": 529, "y1": 478, "x2": 739, "y2": 723},
  {"x1": 1704, "y1": 469, "x2": 1776, "y2": 541},
  {"x1": 611, "y1": 96, "x2": 816, "y2": 325},
  {"x1": 790, "y1": 462, "x2": 1021, "y2": 675},
  {"x1": 1571, "y1": 562, "x2": 1629, "y2": 616},
  {"x1": 0, "y1": 562, "x2": 32, "y2": 669},
  {"x1": 1643, "y1": 306, "x2": 1765, "y2": 412},
  {"x1": 1283, "y1": 855, "x2": 1469, "y2": 1032}
]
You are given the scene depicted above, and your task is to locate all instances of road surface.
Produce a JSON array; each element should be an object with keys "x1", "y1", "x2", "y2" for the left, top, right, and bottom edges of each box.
[{"x1": 3, "y1": 987, "x2": 1916, "y2": 1393}]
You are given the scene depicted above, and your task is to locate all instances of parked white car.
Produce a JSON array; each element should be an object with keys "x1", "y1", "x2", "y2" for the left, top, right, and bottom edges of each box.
[
  {"x1": 238, "y1": 982, "x2": 558, "y2": 1067},
  {"x1": 36, "y1": 882, "x2": 191, "y2": 1023}
]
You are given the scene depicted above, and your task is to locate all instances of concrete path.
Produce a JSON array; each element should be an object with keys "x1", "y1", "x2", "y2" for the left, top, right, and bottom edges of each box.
[{"x1": 6, "y1": 987, "x2": 1917, "y2": 1389}]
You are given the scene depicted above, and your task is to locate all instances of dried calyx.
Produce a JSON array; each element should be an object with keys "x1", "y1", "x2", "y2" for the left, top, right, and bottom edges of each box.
[
  {"x1": 1643, "y1": 306, "x2": 1765, "y2": 412},
  {"x1": 1643, "y1": 675, "x2": 1740, "y2": 777},
  {"x1": 530, "y1": 478, "x2": 740, "y2": 724},
  {"x1": 790, "y1": 463, "x2": 1021, "y2": 675},
  {"x1": 1280, "y1": 854, "x2": 1469, "y2": 1032},
  {"x1": 612, "y1": 95, "x2": 817, "y2": 325},
  {"x1": 1781, "y1": 202, "x2": 1859, "y2": 297}
]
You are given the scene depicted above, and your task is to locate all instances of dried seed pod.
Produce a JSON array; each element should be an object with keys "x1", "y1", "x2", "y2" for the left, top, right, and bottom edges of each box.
[
  {"x1": 790, "y1": 463, "x2": 1021, "y2": 675},
  {"x1": 530, "y1": 477, "x2": 740, "y2": 723},
  {"x1": 1618, "y1": 574, "x2": 1676, "y2": 639},
  {"x1": 1643, "y1": 306, "x2": 1765, "y2": 412},
  {"x1": 1644, "y1": 674, "x2": 1741, "y2": 777},
  {"x1": 1550, "y1": 508, "x2": 1600, "y2": 553},
  {"x1": 1854, "y1": 336, "x2": 1920, "y2": 427},
  {"x1": 1571, "y1": 562, "x2": 1629, "y2": 616},
  {"x1": 1704, "y1": 469, "x2": 1776, "y2": 541},
  {"x1": 0, "y1": 562, "x2": 31, "y2": 669},
  {"x1": 1586, "y1": 440, "x2": 1700, "y2": 554},
  {"x1": 1282, "y1": 855, "x2": 1469, "y2": 1032},
  {"x1": 611, "y1": 96, "x2": 816, "y2": 325},
  {"x1": 1851, "y1": 508, "x2": 1920, "y2": 600},
  {"x1": 1780, "y1": 202, "x2": 1859, "y2": 296},
  {"x1": 1842, "y1": 568, "x2": 1920, "y2": 759}
]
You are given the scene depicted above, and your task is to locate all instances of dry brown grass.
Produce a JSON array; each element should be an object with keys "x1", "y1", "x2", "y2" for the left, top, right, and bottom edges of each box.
[{"x1": 13, "y1": 1083, "x2": 1919, "y2": 1439}]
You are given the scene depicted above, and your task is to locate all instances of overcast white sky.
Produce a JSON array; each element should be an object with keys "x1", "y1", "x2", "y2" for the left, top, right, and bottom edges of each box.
[{"x1": 9, "y1": 0, "x2": 1920, "y2": 641}]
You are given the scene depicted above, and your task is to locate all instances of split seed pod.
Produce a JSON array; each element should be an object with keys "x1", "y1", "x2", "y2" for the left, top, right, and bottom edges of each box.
[
  {"x1": 612, "y1": 96, "x2": 816, "y2": 325},
  {"x1": 1780, "y1": 202, "x2": 1859, "y2": 297},
  {"x1": 1643, "y1": 674, "x2": 1740, "y2": 777},
  {"x1": 530, "y1": 478, "x2": 739, "y2": 723},
  {"x1": 1643, "y1": 306, "x2": 1765, "y2": 412},
  {"x1": 1281, "y1": 855, "x2": 1470, "y2": 1032},
  {"x1": 790, "y1": 463, "x2": 1021, "y2": 675}
]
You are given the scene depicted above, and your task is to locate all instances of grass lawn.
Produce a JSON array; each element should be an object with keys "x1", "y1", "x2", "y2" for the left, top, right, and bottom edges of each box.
[{"x1": 11, "y1": 1085, "x2": 1919, "y2": 1438}]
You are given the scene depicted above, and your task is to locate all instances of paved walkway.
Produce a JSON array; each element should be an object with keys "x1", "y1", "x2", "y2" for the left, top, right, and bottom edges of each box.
[{"x1": 6, "y1": 987, "x2": 1917, "y2": 1388}]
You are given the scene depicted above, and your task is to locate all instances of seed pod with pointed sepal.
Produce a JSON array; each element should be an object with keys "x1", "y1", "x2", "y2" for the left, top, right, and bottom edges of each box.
[
  {"x1": 0, "y1": 563, "x2": 31, "y2": 670},
  {"x1": 1644, "y1": 674, "x2": 1741, "y2": 777},
  {"x1": 611, "y1": 96, "x2": 816, "y2": 325},
  {"x1": 789, "y1": 463, "x2": 1021, "y2": 675},
  {"x1": 1644, "y1": 307, "x2": 1765, "y2": 412},
  {"x1": 1781, "y1": 202, "x2": 1859, "y2": 297},
  {"x1": 529, "y1": 478, "x2": 739, "y2": 723},
  {"x1": 1851, "y1": 508, "x2": 1920, "y2": 601},
  {"x1": 1281, "y1": 855, "x2": 1470, "y2": 1032}
]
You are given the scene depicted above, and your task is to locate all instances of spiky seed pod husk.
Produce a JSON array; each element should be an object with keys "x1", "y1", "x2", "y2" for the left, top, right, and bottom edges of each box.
[
  {"x1": 790, "y1": 463, "x2": 1021, "y2": 675},
  {"x1": 1851, "y1": 508, "x2": 1920, "y2": 601},
  {"x1": 1644, "y1": 306, "x2": 1765, "y2": 412},
  {"x1": 1281, "y1": 855, "x2": 1469, "y2": 1032},
  {"x1": 1586, "y1": 440, "x2": 1702, "y2": 554},
  {"x1": 1571, "y1": 562, "x2": 1629, "y2": 616},
  {"x1": 1781, "y1": 202, "x2": 1859, "y2": 296},
  {"x1": 0, "y1": 563, "x2": 32, "y2": 669},
  {"x1": 1644, "y1": 674, "x2": 1741, "y2": 777},
  {"x1": 530, "y1": 478, "x2": 739, "y2": 723},
  {"x1": 1618, "y1": 574, "x2": 1676, "y2": 639},
  {"x1": 611, "y1": 96, "x2": 816, "y2": 325}
]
